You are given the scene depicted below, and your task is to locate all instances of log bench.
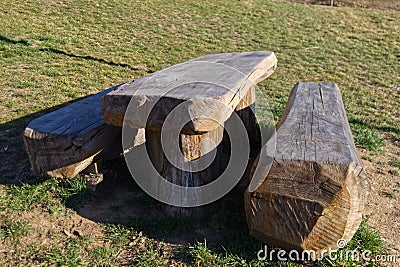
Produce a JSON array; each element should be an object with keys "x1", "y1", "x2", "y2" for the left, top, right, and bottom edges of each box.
[
  {"x1": 23, "y1": 85, "x2": 144, "y2": 178},
  {"x1": 101, "y1": 51, "x2": 278, "y2": 217},
  {"x1": 244, "y1": 82, "x2": 370, "y2": 255}
]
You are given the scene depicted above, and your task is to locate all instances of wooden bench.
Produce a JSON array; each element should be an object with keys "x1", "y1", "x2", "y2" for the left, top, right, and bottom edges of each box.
[
  {"x1": 23, "y1": 85, "x2": 144, "y2": 178},
  {"x1": 244, "y1": 82, "x2": 370, "y2": 255},
  {"x1": 101, "y1": 51, "x2": 278, "y2": 217}
]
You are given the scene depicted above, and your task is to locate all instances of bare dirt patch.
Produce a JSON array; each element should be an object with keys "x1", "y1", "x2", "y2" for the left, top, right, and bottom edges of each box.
[
  {"x1": 361, "y1": 140, "x2": 400, "y2": 255},
  {"x1": 0, "y1": 206, "x2": 105, "y2": 264}
]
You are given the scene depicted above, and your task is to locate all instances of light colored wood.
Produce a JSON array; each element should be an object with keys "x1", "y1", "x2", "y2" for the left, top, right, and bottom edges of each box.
[
  {"x1": 23, "y1": 86, "x2": 144, "y2": 178},
  {"x1": 244, "y1": 82, "x2": 370, "y2": 255},
  {"x1": 45, "y1": 154, "x2": 99, "y2": 178},
  {"x1": 101, "y1": 51, "x2": 277, "y2": 133}
]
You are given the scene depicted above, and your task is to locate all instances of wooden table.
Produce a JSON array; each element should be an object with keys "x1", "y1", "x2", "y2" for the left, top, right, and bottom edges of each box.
[{"x1": 101, "y1": 51, "x2": 277, "y2": 217}]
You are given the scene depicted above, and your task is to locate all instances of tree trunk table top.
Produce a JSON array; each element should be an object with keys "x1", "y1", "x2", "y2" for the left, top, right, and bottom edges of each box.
[{"x1": 101, "y1": 51, "x2": 277, "y2": 133}]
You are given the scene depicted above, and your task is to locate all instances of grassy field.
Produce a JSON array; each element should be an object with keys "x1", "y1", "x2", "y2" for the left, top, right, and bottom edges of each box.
[
  {"x1": 0, "y1": 0, "x2": 399, "y2": 266},
  {"x1": 285, "y1": 0, "x2": 400, "y2": 10}
]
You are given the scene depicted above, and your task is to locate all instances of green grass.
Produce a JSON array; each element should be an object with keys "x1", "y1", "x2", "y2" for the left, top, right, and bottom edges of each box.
[
  {"x1": 105, "y1": 223, "x2": 138, "y2": 248},
  {"x1": 389, "y1": 159, "x2": 400, "y2": 168},
  {"x1": 349, "y1": 219, "x2": 386, "y2": 254},
  {"x1": 0, "y1": 0, "x2": 398, "y2": 266},
  {"x1": 353, "y1": 126, "x2": 386, "y2": 152},
  {"x1": 0, "y1": 220, "x2": 30, "y2": 241},
  {"x1": 0, "y1": 0, "x2": 398, "y2": 135},
  {"x1": 90, "y1": 245, "x2": 118, "y2": 267},
  {"x1": 45, "y1": 239, "x2": 87, "y2": 267},
  {"x1": 0, "y1": 178, "x2": 391, "y2": 265},
  {"x1": 182, "y1": 219, "x2": 388, "y2": 267},
  {"x1": 285, "y1": 0, "x2": 400, "y2": 10},
  {"x1": 0, "y1": 177, "x2": 87, "y2": 213}
]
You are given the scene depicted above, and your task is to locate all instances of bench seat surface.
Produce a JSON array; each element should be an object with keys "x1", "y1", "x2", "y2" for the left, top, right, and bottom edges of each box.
[{"x1": 23, "y1": 86, "x2": 122, "y2": 177}]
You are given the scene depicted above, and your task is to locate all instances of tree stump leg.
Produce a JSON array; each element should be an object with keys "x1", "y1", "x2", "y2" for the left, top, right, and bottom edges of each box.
[
  {"x1": 233, "y1": 87, "x2": 260, "y2": 188},
  {"x1": 146, "y1": 125, "x2": 225, "y2": 218}
]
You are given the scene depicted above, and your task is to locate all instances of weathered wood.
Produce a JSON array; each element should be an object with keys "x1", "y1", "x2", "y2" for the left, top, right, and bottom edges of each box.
[
  {"x1": 145, "y1": 125, "x2": 225, "y2": 218},
  {"x1": 101, "y1": 51, "x2": 277, "y2": 133},
  {"x1": 233, "y1": 87, "x2": 260, "y2": 187},
  {"x1": 23, "y1": 85, "x2": 144, "y2": 178},
  {"x1": 235, "y1": 86, "x2": 259, "y2": 155},
  {"x1": 244, "y1": 82, "x2": 370, "y2": 255},
  {"x1": 101, "y1": 52, "x2": 277, "y2": 217},
  {"x1": 133, "y1": 88, "x2": 257, "y2": 218}
]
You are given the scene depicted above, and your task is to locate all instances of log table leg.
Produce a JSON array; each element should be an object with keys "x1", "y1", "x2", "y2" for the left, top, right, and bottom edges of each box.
[
  {"x1": 234, "y1": 87, "x2": 260, "y2": 157},
  {"x1": 144, "y1": 87, "x2": 261, "y2": 217},
  {"x1": 145, "y1": 88, "x2": 260, "y2": 217},
  {"x1": 145, "y1": 125, "x2": 225, "y2": 218},
  {"x1": 233, "y1": 87, "x2": 261, "y2": 188}
]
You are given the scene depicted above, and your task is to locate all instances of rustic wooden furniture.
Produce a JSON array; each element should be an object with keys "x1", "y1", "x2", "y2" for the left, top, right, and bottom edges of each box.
[
  {"x1": 101, "y1": 51, "x2": 278, "y2": 216},
  {"x1": 23, "y1": 86, "x2": 130, "y2": 178},
  {"x1": 23, "y1": 53, "x2": 369, "y2": 254},
  {"x1": 244, "y1": 82, "x2": 370, "y2": 255}
]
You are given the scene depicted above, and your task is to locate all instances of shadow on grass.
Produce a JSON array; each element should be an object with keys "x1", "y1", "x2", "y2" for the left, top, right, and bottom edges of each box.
[
  {"x1": 76, "y1": 170, "x2": 265, "y2": 264},
  {"x1": 0, "y1": 34, "x2": 147, "y2": 72},
  {"x1": 0, "y1": 35, "x2": 30, "y2": 46},
  {"x1": 0, "y1": 97, "x2": 89, "y2": 185},
  {"x1": 38, "y1": 47, "x2": 146, "y2": 71},
  {"x1": 349, "y1": 116, "x2": 400, "y2": 135}
]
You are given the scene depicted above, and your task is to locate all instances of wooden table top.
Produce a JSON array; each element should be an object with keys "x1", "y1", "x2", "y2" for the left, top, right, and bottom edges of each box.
[{"x1": 101, "y1": 51, "x2": 277, "y2": 133}]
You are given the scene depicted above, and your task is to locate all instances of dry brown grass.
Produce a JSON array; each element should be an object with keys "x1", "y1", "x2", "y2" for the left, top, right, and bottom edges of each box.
[{"x1": 283, "y1": 0, "x2": 400, "y2": 10}]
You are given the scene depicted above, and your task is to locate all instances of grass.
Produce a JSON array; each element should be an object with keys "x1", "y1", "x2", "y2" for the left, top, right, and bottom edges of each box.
[
  {"x1": 353, "y1": 126, "x2": 386, "y2": 152},
  {"x1": 0, "y1": 0, "x2": 399, "y2": 266},
  {"x1": 0, "y1": 220, "x2": 31, "y2": 241},
  {"x1": 389, "y1": 159, "x2": 400, "y2": 168},
  {"x1": 284, "y1": 0, "x2": 400, "y2": 10},
  {"x1": 183, "y1": 219, "x2": 387, "y2": 266},
  {"x1": 45, "y1": 238, "x2": 88, "y2": 267},
  {"x1": 0, "y1": 177, "x2": 87, "y2": 213}
]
